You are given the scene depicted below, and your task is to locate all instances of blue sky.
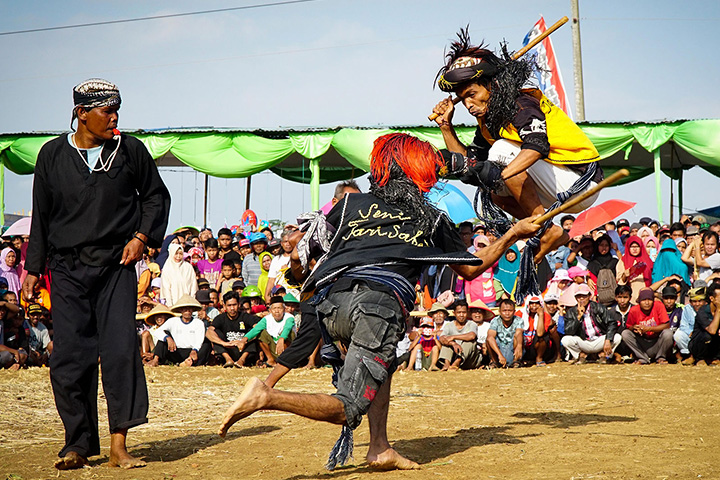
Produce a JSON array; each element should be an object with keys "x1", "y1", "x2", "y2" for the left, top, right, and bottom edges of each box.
[{"x1": 2, "y1": 0, "x2": 719, "y2": 229}]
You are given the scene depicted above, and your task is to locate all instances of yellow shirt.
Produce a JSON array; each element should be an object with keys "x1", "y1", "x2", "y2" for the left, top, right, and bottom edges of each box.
[{"x1": 479, "y1": 89, "x2": 599, "y2": 166}]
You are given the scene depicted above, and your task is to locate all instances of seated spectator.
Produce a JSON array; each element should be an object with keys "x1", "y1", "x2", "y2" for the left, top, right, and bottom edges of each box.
[
  {"x1": 140, "y1": 304, "x2": 177, "y2": 364},
  {"x1": 682, "y1": 231, "x2": 720, "y2": 282},
  {"x1": 25, "y1": 303, "x2": 52, "y2": 366},
  {"x1": 242, "y1": 285, "x2": 265, "y2": 309},
  {"x1": 283, "y1": 293, "x2": 300, "y2": 317},
  {"x1": 469, "y1": 299, "x2": 494, "y2": 361},
  {"x1": 147, "y1": 294, "x2": 209, "y2": 366},
  {"x1": 405, "y1": 318, "x2": 441, "y2": 371},
  {"x1": 428, "y1": 302, "x2": 449, "y2": 332},
  {"x1": 606, "y1": 284, "x2": 634, "y2": 360},
  {"x1": 438, "y1": 300, "x2": 482, "y2": 370},
  {"x1": 622, "y1": 287, "x2": 673, "y2": 364},
  {"x1": 676, "y1": 287, "x2": 706, "y2": 364},
  {"x1": 486, "y1": 299, "x2": 524, "y2": 368},
  {"x1": 562, "y1": 284, "x2": 621, "y2": 364},
  {"x1": 1, "y1": 306, "x2": 28, "y2": 370},
  {"x1": 195, "y1": 289, "x2": 220, "y2": 326},
  {"x1": 206, "y1": 291, "x2": 259, "y2": 368},
  {"x1": 542, "y1": 293, "x2": 563, "y2": 361},
  {"x1": 688, "y1": 283, "x2": 720, "y2": 366},
  {"x1": 137, "y1": 262, "x2": 160, "y2": 298},
  {"x1": 518, "y1": 296, "x2": 556, "y2": 366},
  {"x1": 660, "y1": 286, "x2": 683, "y2": 332},
  {"x1": 653, "y1": 238, "x2": 690, "y2": 287},
  {"x1": 238, "y1": 295, "x2": 295, "y2": 366},
  {"x1": 265, "y1": 232, "x2": 294, "y2": 300},
  {"x1": 160, "y1": 244, "x2": 198, "y2": 306}
]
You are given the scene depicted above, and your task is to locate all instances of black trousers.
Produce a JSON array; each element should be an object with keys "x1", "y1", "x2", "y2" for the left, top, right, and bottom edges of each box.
[
  {"x1": 689, "y1": 330, "x2": 720, "y2": 362},
  {"x1": 153, "y1": 338, "x2": 212, "y2": 365},
  {"x1": 49, "y1": 255, "x2": 148, "y2": 458}
]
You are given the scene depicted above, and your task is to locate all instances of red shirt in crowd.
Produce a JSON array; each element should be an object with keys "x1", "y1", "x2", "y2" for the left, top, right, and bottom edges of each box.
[{"x1": 626, "y1": 300, "x2": 669, "y2": 339}]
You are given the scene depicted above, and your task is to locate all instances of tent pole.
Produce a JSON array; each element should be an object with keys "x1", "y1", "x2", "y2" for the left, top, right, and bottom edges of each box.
[
  {"x1": 310, "y1": 157, "x2": 320, "y2": 211},
  {"x1": 0, "y1": 162, "x2": 5, "y2": 227},
  {"x1": 679, "y1": 168, "x2": 684, "y2": 218},
  {"x1": 203, "y1": 174, "x2": 209, "y2": 228},
  {"x1": 245, "y1": 176, "x2": 252, "y2": 211},
  {"x1": 669, "y1": 145, "x2": 674, "y2": 224}
]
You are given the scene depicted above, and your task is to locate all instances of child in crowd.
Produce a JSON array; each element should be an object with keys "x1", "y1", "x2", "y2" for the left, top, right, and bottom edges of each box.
[
  {"x1": 198, "y1": 238, "x2": 223, "y2": 287},
  {"x1": 217, "y1": 259, "x2": 240, "y2": 295},
  {"x1": 405, "y1": 317, "x2": 441, "y2": 371}
]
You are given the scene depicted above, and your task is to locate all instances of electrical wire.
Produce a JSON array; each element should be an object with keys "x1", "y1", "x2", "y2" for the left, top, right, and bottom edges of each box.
[{"x1": 0, "y1": 0, "x2": 320, "y2": 36}]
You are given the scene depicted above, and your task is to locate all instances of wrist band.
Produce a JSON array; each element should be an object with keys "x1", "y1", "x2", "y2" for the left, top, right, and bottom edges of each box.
[{"x1": 133, "y1": 234, "x2": 147, "y2": 245}]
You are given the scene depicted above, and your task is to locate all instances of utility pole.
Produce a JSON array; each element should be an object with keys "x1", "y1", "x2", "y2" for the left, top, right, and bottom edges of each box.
[{"x1": 571, "y1": 0, "x2": 586, "y2": 121}]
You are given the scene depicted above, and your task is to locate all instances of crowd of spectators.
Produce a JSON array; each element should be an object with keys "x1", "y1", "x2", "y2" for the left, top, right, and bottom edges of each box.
[{"x1": 3, "y1": 181, "x2": 720, "y2": 371}]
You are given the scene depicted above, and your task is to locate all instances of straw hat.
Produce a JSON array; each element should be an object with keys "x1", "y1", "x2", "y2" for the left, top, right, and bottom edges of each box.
[
  {"x1": 428, "y1": 302, "x2": 449, "y2": 316},
  {"x1": 468, "y1": 299, "x2": 495, "y2": 321},
  {"x1": 170, "y1": 294, "x2": 202, "y2": 313},
  {"x1": 144, "y1": 303, "x2": 178, "y2": 326}
]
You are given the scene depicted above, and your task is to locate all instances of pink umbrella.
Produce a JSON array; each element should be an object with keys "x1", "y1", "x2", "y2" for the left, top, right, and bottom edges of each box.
[
  {"x1": 2, "y1": 217, "x2": 31, "y2": 238},
  {"x1": 568, "y1": 200, "x2": 636, "y2": 238}
]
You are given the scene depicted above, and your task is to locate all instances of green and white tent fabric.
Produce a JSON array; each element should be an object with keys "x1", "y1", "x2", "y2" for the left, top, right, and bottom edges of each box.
[{"x1": 1, "y1": 119, "x2": 719, "y2": 224}]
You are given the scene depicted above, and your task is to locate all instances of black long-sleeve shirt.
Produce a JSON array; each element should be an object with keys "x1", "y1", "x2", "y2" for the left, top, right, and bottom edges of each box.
[{"x1": 26, "y1": 133, "x2": 170, "y2": 273}]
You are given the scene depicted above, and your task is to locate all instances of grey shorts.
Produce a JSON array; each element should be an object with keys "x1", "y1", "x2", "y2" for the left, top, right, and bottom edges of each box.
[{"x1": 315, "y1": 282, "x2": 404, "y2": 429}]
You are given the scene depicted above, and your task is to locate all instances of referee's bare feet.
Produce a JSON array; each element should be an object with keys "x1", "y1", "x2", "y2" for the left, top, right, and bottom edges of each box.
[
  {"x1": 218, "y1": 377, "x2": 269, "y2": 437},
  {"x1": 108, "y1": 431, "x2": 146, "y2": 469},
  {"x1": 367, "y1": 447, "x2": 419, "y2": 471},
  {"x1": 54, "y1": 451, "x2": 89, "y2": 470}
]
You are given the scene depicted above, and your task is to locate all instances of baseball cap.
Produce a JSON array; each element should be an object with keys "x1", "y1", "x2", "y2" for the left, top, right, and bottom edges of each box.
[
  {"x1": 637, "y1": 288, "x2": 655, "y2": 302},
  {"x1": 239, "y1": 239, "x2": 250, "y2": 247},
  {"x1": 543, "y1": 293, "x2": 560, "y2": 303},
  {"x1": 27, "y1": 304, "x2": 43, "y2": 315},
  {"x1": 639, "y1": 217, "x2": 652, "y2": 225},
  {"x1": 197, "y1": 278, "x2": 210, "y2": 288},
  {"x1": 574, "y1": 284, "x2": 592, "y2": 297},
  {"x1": 151, "y1": 277, "x2": 162, "y2": 289},
  {"x1": 232, "y1": 279, "x2": 247, "y2": 290},
  {"x1": 661, "y1": 286, "x2": 678, "y2": 298},
  {"x1": 617, "y1": 218, "x2": 630, "y2": 228},
  {"x1": 686, "y1": 225, "x2": 699, "y2": 235},
  {"x1": 268, "y1": 239, "x2": 281, "y2": 249}
]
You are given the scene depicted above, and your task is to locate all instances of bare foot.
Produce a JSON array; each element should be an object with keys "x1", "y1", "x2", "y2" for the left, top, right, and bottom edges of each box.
[
  {"x1": 448, "y1": 365, "x2": 460, "y2": 371},
  {"x1": 218, "y1": 377, "x2": 270, "y2": 437},
  {"x1": 429, "y1": 366, "x2": 440, "y2": 371},
  {"x1": 54, "y1": 451, "x2": 89, "y2": 470},
  {"x1": 181, "y1": 357, "x2": 194, "y2": 367},
  {"x1": 9, "y1": 363, "x2": 20, "y2": 371},
  {"x1": 146, "y1": 356, "x2": 159, "y2": 367},
  {"x1": 108, "y1": 450, "x2": 146, "y2": 469},
  {"x1": 367, "y1": 447, "x2": 419, "y2": 471},
  {"x1": 233, "y1": 361, "x2": 245, "y2": 368}
]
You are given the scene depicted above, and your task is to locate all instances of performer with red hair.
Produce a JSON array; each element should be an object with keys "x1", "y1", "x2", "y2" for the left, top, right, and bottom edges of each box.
[{"x1": 218, "y1": 133, "x2": 540, "y2": 471}]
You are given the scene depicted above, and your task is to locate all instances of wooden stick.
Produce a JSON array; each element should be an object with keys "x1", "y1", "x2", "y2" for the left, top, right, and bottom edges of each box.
[
  {"x1": 428, "y1": 16, "x2": 569, "y2": 122},
  {"x1": 532, "y1": 169, "x2": 630, "y2": 225}
]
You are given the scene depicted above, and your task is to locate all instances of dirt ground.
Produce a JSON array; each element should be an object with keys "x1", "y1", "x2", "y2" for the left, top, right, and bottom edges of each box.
[{"x1": 1, "y1": 363, "x2": 719, "y2": 480}]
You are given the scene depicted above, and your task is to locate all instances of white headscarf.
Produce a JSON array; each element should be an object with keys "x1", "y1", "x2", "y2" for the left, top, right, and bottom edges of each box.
[
  {"x1": 0, "y1": 247, "x2": 21, "y2": 295},
  {"x1": 160, "y1": 244, "x2": 197, "y2": 307}
]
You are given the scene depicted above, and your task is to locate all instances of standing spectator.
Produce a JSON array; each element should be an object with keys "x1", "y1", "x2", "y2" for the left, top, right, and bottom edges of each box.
[
  {"x1": 438, "y1": 300, "x2": 481, "y2": 370},
  {"x1": 494, "y1": 245, "x2": 520, "y2": 299},
  {"x1": 0, "y1": 247, "x2": 21, "y2": 296},
  {"x1": 217, "y1": 259, "x2": 240, "y2": 295},
  {"x1": 688, "y1": 283, "x2": 720, "y2": 365},
  {"x1": 464, "y1": 235, "x2": 496, "y2": 306},
  {"x1": 622, "y1": 288, "x2": 673, "y2": 364},
  {"x1": 160, "y1": 243, "x2": 197, "y2": 306},
  {"x1": 206, "y1": 291, "x2": 259, "y2": 368},
  {"x1": 197, "y1": 238, "x2": 223, "y2": 287},
  {"x1": 653, "y1": 238, "x2": 690, "y2": 286},
  {"x1": 562, "y1": 284, "x2": 621, "y2": 364},
  {"x1": 617, "y1": 235, "x2": 654, "y2": 303},
  {"x1": 560, "y1": 215, "x2": 575, "y2": 233},
  {"x1": 587, "y1": 235, "x2": 619, "y2": 307},
  {"x1": 23, "y1": 79, "x2": 170, "y2": 470},
  {"x1": 148, "y1": 294, "x2": 209, "y2": 366},
  {"x1": 217, "y1": 228, "x2": 242, "y2": 264},
  {"x1": 265, "y1": 231, "x2": 294, "y2": 300},
  {"x1": 242, "y1": 233, "x2": 267, "y2": 288},
  {"x1": 675, "y1": 286, "x2": 706, "y2": 364},
  {"x1": 257, "y1": 251, "x2": 273, "y2": 301},
  {"x1": 458, "y1": 221, "x2": 474, "y2": 250},
  {"x1": 682, "y1": 231, "x2": 720, "y2": 282},
  {"x1": 486, "y1": 299, "x2": 524, "y2": 368}
]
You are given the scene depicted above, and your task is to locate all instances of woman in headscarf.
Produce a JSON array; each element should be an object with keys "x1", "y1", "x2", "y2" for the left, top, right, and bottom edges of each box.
[
  {"x1": 465, "y1": 235, "x2": 496, "y2": 306},
  {"x1": 160, "y1": 243, "x2": 197, "y2": 307},
  {"x1": 257, "y1": 251, "x2": 273, "y2": 301},
  {"x1": 643, "y1": 234, "x2": 660, "y2": 262},
  {"x1": 617, "y1": 235, "x2": 654, "y2": 303},
  {"x1": 652, "y1": 238, "x2": 690, "y2": 285},
  {"x1": 0, "y1": 247, "x2": 21, "y2": 296},
  {"x1": 544, "y1": 268, "x2": 573, "y2": 298},
  {"x1": 155, "y1": 235, "x2": 179, "y2": 269},
  {"x1": 493, "y1": 244, "x2": 520, "y2": 300},
  {"x1": 587, "y1": 234, "x2": 619, "y2": 278}
]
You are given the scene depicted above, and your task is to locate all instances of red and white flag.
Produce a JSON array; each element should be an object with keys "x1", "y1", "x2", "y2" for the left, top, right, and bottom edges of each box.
[{"x1": 522, "y1": 16, "x2": 573, "y2": 119}]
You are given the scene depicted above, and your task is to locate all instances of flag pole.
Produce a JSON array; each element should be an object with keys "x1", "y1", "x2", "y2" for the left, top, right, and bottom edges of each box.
[{"x1": 570, "y1": 0, "x2": 586, "y2": 121}]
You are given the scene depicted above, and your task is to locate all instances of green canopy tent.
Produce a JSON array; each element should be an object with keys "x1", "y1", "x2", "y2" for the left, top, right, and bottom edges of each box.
[{"x1": 1, "y1": 119, "x2": 719, "y2": 226}]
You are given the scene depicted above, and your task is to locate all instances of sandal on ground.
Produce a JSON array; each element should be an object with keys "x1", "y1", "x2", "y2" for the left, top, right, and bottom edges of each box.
[
  {"x1": 510, "y1": 361, "x2": 522, "y2": 368},
  {"x1": 535, "y1": 361, "x2": 547, "y2": 367}
]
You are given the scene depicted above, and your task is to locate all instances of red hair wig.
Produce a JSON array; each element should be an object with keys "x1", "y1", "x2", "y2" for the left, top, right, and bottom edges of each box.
[{"x1": 370, "y1": 133, "x2": 442, "y2": 193}]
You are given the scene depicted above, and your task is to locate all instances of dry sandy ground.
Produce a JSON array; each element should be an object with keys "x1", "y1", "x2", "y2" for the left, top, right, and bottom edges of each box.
[{"x1": 1, "y1": 363, "x2": 719, "y2": 480}]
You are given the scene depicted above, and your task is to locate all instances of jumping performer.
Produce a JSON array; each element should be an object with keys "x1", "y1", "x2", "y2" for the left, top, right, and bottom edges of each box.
[
  {"x1": 218, "y1": 133, "x2": 540, "y2": 470},
  {"x1": 432, "y1": 27, "x2": 602, "y2": 261}
]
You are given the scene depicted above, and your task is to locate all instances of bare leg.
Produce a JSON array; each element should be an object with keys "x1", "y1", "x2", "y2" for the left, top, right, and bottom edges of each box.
[
  {"x1": 549, "y1": 328, "x2": 561, "y2": 362},
  {"x1": 218, "y1": 377, "x2": 346, "y2": 437},
  {"x1": 535, "y1": 339, "x2": 547, "y2": 364},
  {"x1": 108, "y1": 429, "x2": 146, "y2": 469},
  {"x1": 54, "y1": 451, "x2": 89, "y2": 470},
  {"x1": 264, "y1": 363, "x2": 291, "y2": 388},
  {"x1": 258, "y1": 342, "x2": 277, "y2": 366},
  {"x1": 221, "y1": 352, "x2": 234, "y2": 367},
  {"x1": 306, "y1": 340, "x2": 321, "y2": 369},
  {"x1": 234, "y1": 351, "x2": 249, "y2": 368},
  {"x1": 429, "y1": 346, "x2": 440, "y2": 371},
  {"x1": 366, "y1": 376, "x2": 419, "y2": 470},
  {"x1": 404, "y1": 345, "x2": 420, "y2": 371}
]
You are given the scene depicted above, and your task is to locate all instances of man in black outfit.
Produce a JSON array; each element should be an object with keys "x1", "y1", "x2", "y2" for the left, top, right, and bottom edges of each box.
[
  {"x1": 23, "y1": 79, "x2": 170, "y2": 470},
  {"x1": 688, "y1": 282, "x2": 720, "y2": 365},
  {"x1": 206, "y1": 291, "x2": 259, "y2": 367}
]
